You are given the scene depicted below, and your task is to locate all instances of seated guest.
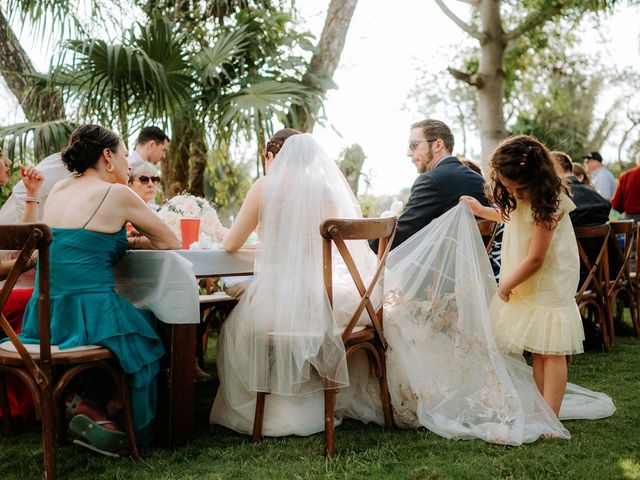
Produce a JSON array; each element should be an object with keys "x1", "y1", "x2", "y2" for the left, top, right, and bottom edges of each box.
[
  {"x1": 554, "y1": 151, "x2": 615, "y2": 348},
  {"x1": 572, "y1": 162, "x2": 591, "y2": 185},
  {"x1": 0, "y1": 152, "x2": 69, "y2": 224},
  {"x1": 128, "y1": 161, "x2": 161, "y2": 211},
  {"x1": 553, "y1": 151, "x2": 610, "y2": 227},
  {"x1": 0, "y1": 148, "x2": 44, "y2": 420},
  {"x1": 612, "y1": 152, "x2": 640, "y2": 224},
  {"x1": 18, "y1": 125, "x2": 180, "y2": 455}
]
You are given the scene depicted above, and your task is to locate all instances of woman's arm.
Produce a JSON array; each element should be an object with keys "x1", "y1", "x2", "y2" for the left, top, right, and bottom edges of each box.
[
  {"x1": 118, "y1": 187, "x2": 180, "y2": 250},
  {"x1": 221, "y1": 178, "x2": 263, "y2": 253},
  {"x1": 497, "y1": 221, "x2": 555, "y2": 301},
  {"x1": 20, "y1": 165, "x2": 44, "y2": 223},
  {"x1": 459, "y1": 195, "x2": 503, "y2": 222}
]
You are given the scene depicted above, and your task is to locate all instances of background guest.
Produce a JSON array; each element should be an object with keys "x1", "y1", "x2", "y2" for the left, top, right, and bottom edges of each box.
[
  {"x1": 128, "y1": 161, "x2": 161, "y2": 211},
  {"x1": 582, "y1": 151, "x2": 616, "y2": 200},
  {"x1": 572, "y1": 162, "x2": 591, "y2": 185},
  {"x1": 611, "y1": 152, "x2": 640, "y2": 224}
]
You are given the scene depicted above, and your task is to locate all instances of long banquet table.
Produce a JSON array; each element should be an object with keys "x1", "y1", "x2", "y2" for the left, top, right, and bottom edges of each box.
[{"x1": 113, "y1": 247, "x2": 254, "y2": 447}]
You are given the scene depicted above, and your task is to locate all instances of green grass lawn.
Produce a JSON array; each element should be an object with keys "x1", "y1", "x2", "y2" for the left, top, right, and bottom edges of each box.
[{"x1": 2, "y1": 336, "x2": 639, "y2": 480}]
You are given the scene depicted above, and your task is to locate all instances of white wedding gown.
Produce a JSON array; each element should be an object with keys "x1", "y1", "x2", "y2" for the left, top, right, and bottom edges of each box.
[{"x1": 211, "y1": 134, "x2": 614, "y2": 444}]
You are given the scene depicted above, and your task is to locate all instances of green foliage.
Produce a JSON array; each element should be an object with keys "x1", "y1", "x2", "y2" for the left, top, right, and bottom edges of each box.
[
  {"x1": 0, "y1": 120, "x2": 77, "y2": 164},
  {"x1": 3, "y1": 334, "x2": 640, "y2": 478}
]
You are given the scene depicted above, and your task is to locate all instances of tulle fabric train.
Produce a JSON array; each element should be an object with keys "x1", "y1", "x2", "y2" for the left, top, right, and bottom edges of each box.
[{"x1": 339, "y1": 205, "x2": 615, "y2": 445}]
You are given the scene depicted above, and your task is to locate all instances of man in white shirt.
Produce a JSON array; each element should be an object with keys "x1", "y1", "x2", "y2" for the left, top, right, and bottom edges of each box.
[
  {"x1": 128, "y1": 126, "x2": 171, "y2": 167},
  {"x1": 583, "y1": 151, "x2": 616, "y2": 201}
]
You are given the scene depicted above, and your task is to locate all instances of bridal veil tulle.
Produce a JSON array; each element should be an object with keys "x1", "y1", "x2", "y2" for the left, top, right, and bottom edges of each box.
[
  {"x1": 342, "y1": 204, "x2": 615, "y2": 445},
  {"x1": 212, "y1": 133, "x2": 614, "y2": 443}
]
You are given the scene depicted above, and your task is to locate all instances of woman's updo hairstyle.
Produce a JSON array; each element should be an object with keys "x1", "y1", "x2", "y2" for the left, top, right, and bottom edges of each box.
[
  {"x1": 61, "y1": 124, "x2": 121, "y2": 174},
  {"x1": 266, "y1": 128, "x2": 302, "y2": 157}
]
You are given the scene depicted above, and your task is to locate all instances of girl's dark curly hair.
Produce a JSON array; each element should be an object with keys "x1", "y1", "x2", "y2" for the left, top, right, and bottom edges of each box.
[{"x1": 487, "y1": 135, "x2": 569, "y2": 227}]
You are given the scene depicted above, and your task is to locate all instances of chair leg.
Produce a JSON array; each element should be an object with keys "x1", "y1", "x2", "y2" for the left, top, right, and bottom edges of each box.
[
  {"x1": 252, "y1": 392, "x2": 266, "y2": 443},
  {"x1": 41, "y1": 386, "x2": 57, "y2": 480},
  {"x1": 607, "y1": 295, "x2": 616, "y2": 347},
  {"x1": 378, "y1": 356, "x2": 394, "y2": 432},
  {"x1": 0, "y1": 373, "x2": 13, "y2": 436},
  {"x1": 324, "y1": 388, "x2": 336, "y2": 457},
  {"x1": 118, "y1": 371, "x2": 140, "y2": 460}
]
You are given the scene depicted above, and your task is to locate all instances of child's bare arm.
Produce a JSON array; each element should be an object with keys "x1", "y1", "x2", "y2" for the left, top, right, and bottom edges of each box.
[
  {"x1": 498, "y1": 221, "x2": 555, "y2": 300},
  {"x1": 459, "y1": 196, "x2": 503, "y2": 222}
]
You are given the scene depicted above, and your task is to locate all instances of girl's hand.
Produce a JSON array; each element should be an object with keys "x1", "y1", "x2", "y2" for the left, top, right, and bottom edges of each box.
[
  {"x1": 20, "y1": 165, "x2": 44, "y2": 196},
  {"x1": 460, "y1": 195, "x2": 483, "y2": 216},
  {"x1": 497, "y1": 287, "x2": 512, "y2": 303}
]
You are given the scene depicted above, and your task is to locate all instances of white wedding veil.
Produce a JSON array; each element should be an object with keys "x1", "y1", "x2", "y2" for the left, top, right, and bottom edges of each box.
[
  {"x1": 342, "y1": 205, "x2": 614, "y2": 444},
  {"x1": 243, "y1": 133, "x2": 372, "y2": 395}
]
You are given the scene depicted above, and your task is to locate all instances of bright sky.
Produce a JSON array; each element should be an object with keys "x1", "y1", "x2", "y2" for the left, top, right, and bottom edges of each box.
[
  {"x1": 2, "y1": 1, "x2": 640, "y2": 196},
  {"x1": 298, "y1": 1, "x2": 640, "y2": 196}
]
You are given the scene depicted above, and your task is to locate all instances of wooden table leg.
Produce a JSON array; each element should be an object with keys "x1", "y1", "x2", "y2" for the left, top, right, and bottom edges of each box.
[{"x1": 156, "y1": 323, "x2": 196, "y2": 447}]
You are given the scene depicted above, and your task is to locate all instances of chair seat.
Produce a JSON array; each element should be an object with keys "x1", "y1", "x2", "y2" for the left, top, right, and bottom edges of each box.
[{"x1": 0, "y1": 341, "x2": 113, "y2": 366}]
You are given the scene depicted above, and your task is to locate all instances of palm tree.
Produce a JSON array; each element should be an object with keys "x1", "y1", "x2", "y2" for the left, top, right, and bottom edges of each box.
[{"x1": 0, "y1": 1, "x2": 319, "y2": 199}]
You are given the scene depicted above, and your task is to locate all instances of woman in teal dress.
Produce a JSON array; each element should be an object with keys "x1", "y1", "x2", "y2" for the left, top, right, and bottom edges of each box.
[{"x1": 20, "y1": 124, "x2": 180, "y2": 452}]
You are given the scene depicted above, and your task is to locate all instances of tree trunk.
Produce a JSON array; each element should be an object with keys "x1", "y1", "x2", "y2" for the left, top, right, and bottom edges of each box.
[
  {"x1": 188, "y1": 130, "x2": 208, "y2": 197},
  {"x1": 163, "y1": 120, "x2": 191, "y2": 196},
  {"x1": 288, "y1": 0, "x2": 358, "y2": 132},
  {"x1": 476, "y1": 0, "x2": 507, "y2": 164},
  {"x1": 0, "y1": 8, "x2": 65, "y2": 122}
]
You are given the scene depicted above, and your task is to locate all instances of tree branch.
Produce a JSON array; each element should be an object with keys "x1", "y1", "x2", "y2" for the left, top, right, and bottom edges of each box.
[
  {"x1": 434, "y1": 0, "x2": 485, "y2": 41},
  {"x1": 447, "y1": 67, "x2": 484, "y2": 88},
  {"x1": 504, "y1": 1, "x2": 573, "y2": 43}
]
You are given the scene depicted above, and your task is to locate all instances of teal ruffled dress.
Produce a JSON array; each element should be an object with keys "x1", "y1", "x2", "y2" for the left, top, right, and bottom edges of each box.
[{"x1": 20, "y1": 227, "x2": 165, "y2": 445}]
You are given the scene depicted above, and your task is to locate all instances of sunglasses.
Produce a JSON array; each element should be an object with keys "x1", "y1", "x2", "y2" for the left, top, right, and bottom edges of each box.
[
  {"x1": 135, "y1": 175, "x2": 160, "y2": 185},
  {"x1": 408, "y1": 139, "x2": 437, "y2": 151}
]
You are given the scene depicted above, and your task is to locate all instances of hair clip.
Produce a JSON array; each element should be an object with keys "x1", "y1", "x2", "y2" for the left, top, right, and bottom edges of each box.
[{"x1": 519, "y1": 154, "x2": 527, "y2": 167}]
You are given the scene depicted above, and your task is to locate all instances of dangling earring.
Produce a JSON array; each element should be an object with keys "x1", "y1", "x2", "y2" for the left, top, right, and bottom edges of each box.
[{"x1": 106, "y1": 163, "x2": 114, "y2": 173}]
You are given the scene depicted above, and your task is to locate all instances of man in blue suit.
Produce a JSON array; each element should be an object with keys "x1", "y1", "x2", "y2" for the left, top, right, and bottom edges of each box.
[{"x1": 371, "y1": 119, "x2": 488, "y2": 251}]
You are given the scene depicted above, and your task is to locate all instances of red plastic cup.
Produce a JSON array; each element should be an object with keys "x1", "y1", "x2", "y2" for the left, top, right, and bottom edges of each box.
[{"x1": 180, "y1": 218, "x2": 200, "y2": 250}]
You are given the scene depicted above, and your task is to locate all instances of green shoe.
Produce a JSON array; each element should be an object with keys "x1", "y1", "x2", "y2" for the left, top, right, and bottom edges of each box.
[{"x1": 69, "y1": 414, "x2": 127, "y2": 455}]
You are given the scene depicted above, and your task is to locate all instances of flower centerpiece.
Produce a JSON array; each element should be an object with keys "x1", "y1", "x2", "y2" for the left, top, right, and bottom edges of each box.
[{"x1": 157, "y1": 194, "x2": 222, "y2": 248}]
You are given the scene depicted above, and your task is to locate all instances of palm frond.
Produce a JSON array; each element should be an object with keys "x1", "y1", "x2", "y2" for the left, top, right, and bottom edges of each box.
[
  {"x1": 191, "y1": 26, "x2": 251, "y2": 85},
  {"x1": 0, "y1": 120, "x2": 77, "y2": 164},
  {"x1": 49, "y1": 18, "x2": 195, "y2": 132}
]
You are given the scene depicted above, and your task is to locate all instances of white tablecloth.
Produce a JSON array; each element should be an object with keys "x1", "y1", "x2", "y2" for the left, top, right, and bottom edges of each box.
[{"x1": 113, "y1": 248, "x2": 255, "y2": 324}]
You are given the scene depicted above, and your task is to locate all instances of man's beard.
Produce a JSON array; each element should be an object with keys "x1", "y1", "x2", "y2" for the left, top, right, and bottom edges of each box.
[{"x1": 418, "y1": 149, "x2": 435, "y2": 174}]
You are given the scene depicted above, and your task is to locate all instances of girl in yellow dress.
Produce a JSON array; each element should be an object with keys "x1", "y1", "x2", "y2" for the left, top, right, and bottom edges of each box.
[{"x1": 462, "y1": 134, "x2": 584, "y2": 417}]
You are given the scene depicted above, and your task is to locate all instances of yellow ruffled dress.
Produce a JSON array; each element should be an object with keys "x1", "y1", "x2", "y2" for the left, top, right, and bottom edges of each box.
[{"x1": 490, "y1": 193, "x2": 585, "y2": 355}]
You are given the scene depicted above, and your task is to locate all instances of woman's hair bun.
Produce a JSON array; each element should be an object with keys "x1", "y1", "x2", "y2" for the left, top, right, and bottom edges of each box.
[{"x1": 61, "y1": 124, "x2": 121, "y2": 174}]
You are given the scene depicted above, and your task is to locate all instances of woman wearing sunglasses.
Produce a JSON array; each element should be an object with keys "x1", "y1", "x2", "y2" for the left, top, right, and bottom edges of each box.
[{"x1": 128, "y1": 161, "x2": 161, "y2": 211}]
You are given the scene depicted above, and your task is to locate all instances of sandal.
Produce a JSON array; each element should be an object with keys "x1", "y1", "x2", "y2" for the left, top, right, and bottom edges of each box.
[{"x1": 69, "y1": 414, "x2": 127, "y2": 455}]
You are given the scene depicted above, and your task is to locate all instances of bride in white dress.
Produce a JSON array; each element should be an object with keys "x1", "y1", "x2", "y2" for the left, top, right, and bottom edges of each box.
[
  {"x1": 211, "y1": 133, "x2": 614, "y2": 443},
  {"x1": 211, "y1": 133, "x2": 377, "y2": 436}
]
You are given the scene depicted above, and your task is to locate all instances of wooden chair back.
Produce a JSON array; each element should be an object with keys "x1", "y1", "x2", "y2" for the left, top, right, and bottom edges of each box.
[
  {"x1": 607, "y1": 220, "x2": 639, "y2": 339},
  {"x1": 0, "y1": 224, "x2": 52, "y2": 390},
  {"x1": 320, "y1": 217, "x2": 397, "y2": 348},
  {"x1": 476, "y1": 219, "x2": 498, "y2": 253},
  {"x1": 573, "y1": 223, "x2": 611, "y2": 351},
  {"x1": 253, "y1": 216, "x2": 397, "y2": 457}
]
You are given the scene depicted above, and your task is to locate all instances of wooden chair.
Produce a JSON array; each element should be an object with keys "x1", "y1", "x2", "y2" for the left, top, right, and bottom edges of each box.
[
  {"x1": 574, "y1": 224, "x2": 612, "y2": 352},
  {"x1": 476, "y1": 219, "x2": 498, "y2": 253},
  {"x1": 607, "y1": 221, "x2": 639, "y2": 344},
  {"x1": 0, "y1": 224, "x2": 139, "y2": 480},
  {"x1": 251, "y1": 216, "x2": 397, "y2": 457},
  {"x1": 196, "y1": 290, "x2": 237, "y2": 369}
]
